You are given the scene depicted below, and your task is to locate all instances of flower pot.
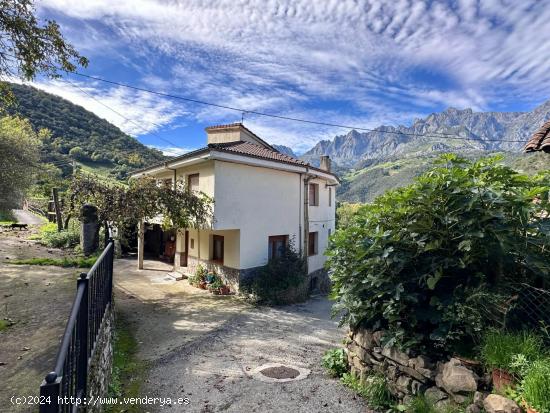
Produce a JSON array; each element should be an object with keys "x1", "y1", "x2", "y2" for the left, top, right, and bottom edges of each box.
[
  {"x1": 219, "y1": 285, "x2": 230, "y2": 295},
  {"x1": 492, "y1": 368, "x2": 514, "y2": 391},
  {"x1": 198, "y1": 281, "x2": 207, "y2": 290}
]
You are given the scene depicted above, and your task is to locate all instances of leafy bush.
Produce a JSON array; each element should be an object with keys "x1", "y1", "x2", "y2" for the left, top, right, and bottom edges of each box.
[
  {"x1": 327, "y1": 155, "x2": 550, "y2": 352},
  {"x1": 39, "y1": 221, "x2": 80, "y2": 248},
  {"x1": 242, "y1": 239, "x2": 307, "y2": 304},
  {"x1": 322, "y1": 348, "x2": 348, "y2": 378},
  {"x1": 341, "y1": 372, "x2": 394, "y2": 409},
  {"x1": 522, "y1": 359, "x2": 550, "y2": 413},
  {"x1": 480, "y1": 330, "x2": 545, "y2": 374},
  {"x1": 188, "y1": 264, "x2": 207, "y2": 286}
]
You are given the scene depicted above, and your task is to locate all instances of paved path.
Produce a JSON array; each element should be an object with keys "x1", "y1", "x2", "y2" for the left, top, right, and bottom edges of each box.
[
  {"x1": 11, "y1": 209, "x2": 45, "y2": 225},
  {"x1": 115, "y1": 261, "x2": 366, "y2": 413}
]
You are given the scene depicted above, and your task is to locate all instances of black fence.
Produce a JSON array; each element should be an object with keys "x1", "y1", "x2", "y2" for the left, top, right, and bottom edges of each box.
[{"x1": 39, "y1": 238, "x2": 114, "y2": 412}]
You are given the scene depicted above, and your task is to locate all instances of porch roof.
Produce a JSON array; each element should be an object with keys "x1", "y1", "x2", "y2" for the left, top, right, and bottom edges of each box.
[{"x1": 525, "y1": 119, "x2": 550, "y2": 153}]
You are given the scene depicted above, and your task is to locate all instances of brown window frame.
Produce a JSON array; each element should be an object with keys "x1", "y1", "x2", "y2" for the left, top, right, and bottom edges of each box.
[
  {"x1": 308, "y1": 232, "x2": 318, "y2": 256},
  {"x1": 212, "y1": 234, "x2": 224, "y2": 264},
  {"x1": 268, "y1": 235, "x2": 289, "y2": 260},
  {"x1": 309, "y1": 183, "x2": 319, "y2": 206},
  {"x1": 187, "y1": 173, "x2": 200, "y2": 192}
]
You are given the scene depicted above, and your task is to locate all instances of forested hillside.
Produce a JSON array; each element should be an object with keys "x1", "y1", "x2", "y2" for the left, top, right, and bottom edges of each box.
[{"x1": 7, "y1": 83, "x2": 165, "y2": 180}]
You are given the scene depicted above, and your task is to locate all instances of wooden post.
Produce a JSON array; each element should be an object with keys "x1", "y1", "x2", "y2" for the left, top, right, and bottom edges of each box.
[
  {"x1": 52, "y1": 188, "x2": 63, "y2": 232},
  {"x1": 137, "y1": 220, "x2": 144, "y2": 270}
]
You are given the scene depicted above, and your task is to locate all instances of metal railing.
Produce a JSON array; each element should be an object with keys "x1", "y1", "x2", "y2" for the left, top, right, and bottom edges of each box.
[{"x1": 39, "y1": 238, "x2": 114, "y2": 412}]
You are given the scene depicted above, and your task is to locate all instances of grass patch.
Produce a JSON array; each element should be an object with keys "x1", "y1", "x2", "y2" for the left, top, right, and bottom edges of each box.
[
  {"x1": 0, "y1": 209, "x2": 16, "y2": 225},
  {"x1": 341, "y1": 372, "x2": 394, "y2": 410},
  {"x1": 0, "y1": 319, "x2": 10, "y2": 332},
  {"x1": 10, "y1": 256, "x2": 98, "y2": 268},
  {"x1": 107, "y1": 313, "x2": 147, "y2": 413}
]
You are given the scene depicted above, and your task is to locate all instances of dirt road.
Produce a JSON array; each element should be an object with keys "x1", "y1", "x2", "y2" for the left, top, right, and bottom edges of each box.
[
  {"x1": 11, "y1": 210, "x2": 45, "y2": 225},
  {"x1": 115, "y1": 262, "x2": 366, "y2": 413}
]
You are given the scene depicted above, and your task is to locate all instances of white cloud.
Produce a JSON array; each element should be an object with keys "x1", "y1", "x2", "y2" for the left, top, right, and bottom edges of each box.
[
  {"x1": 18, "y1": 79, "x2": 188, "y2": 136},
  {"x1": 34, "y1": 0, "x2": 550, "y2": 150},
  {"x1": 146, "y1": 145, "x2": 193, "y2": 156}
]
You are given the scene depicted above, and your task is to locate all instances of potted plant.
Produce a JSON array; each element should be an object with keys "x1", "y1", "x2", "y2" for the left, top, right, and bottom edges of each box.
[
  {"x1": 521, "y1": 359, "x2": 550, "y2": 413},
  {"x1": 194, "y1": 264, "x2": 207, "y2": 289},
  {"x1": 208, "y1": 278, "x2": 223, "y2": 294},
  {"x1": 219, "y1": 285, "x2": 230, "y2": 295},
  {"x1": 480, "y1": 330, "x2": 544, "y2": 392}
]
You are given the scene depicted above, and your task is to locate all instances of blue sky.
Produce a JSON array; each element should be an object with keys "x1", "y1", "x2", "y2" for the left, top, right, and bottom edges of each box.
[{"x1": 24, "y1": 0, "x2": 550, "y2": 155}]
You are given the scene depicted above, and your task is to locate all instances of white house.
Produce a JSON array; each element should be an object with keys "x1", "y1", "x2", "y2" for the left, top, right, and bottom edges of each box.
[{"x1": 131, "y1": 123, "x2": 338, "y2": 292}]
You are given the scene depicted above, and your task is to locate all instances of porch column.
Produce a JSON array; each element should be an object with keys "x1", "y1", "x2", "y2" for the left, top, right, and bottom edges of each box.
[{"x1": 137, "y1": 219, "x2": 144, "y2": 270}]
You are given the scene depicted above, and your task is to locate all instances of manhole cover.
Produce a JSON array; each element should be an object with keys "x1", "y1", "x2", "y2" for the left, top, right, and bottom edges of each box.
[
  {"x1": 246, "y1": 363, "x2": 310, "y2": 383},
  {"x1": 260, "y1": 366, "x2": 300, "y2": 379}
]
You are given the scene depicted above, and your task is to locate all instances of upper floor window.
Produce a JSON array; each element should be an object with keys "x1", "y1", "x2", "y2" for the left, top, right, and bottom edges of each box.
[
  {"x1": 187, "y1": 173, "x2": 200, "y2": 192},
  {"x1": 309, "y1": 183, "x2": 319, "y2": 206},
  {"x1": 308, "y1": 232, "x2": 318, "y2": 256},
  {"x1": 268, "y1": 235, "x2": 288, "y2": 260}
]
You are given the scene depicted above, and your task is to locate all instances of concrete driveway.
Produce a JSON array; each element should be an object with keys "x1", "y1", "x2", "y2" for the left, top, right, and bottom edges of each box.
[{"x1": 114, "y1": 259, "x2": 366, "y2": 412}]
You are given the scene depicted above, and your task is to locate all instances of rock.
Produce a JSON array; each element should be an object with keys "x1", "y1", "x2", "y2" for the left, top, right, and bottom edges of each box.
[
  {"x1": 402, "y1": 395, "x2": 414, "y2": 406},
  {"x1": 349, "y1": 341, "x2": 369, "y2": 361},
  {"x1": 466, "y1": 404, "x2": 481, "y2": 413},
  {"x1": 409, "y1": 355, "x2": 434, "y2": 370},
  {"x1": 453, "y1": 393, "x2": 469, "y2": 404},
  {"x1": 439, "y1": 358, "x2": 478, "y2": 394},
  {"x1": 435, "y1": 399, "x2": 451, "y2": 410},
  {"x1": 410, "y1": 380, "x2": 427, "y2": 395},
  {"x1": 382, "y1": 346, "x2": 410, "y2": 366},
  {"x1": 21, "y1": 347, "x2": 30, "y2": 351},
  {"x1": 474, "y1": 391, "x2": 486, "y2": 407},
  {"x1": 425, "y1": 386, "x2": 448, "y2": 403},
  {"x1": 387, "y1": 365, "x2": 399, "y2": 381},
  {"x1": 373, "y1": 330, "x2": 384, "y2": 346},
  {"x1": 400, "y1": 366, "x2": 429, "y2": 383},
  {"x1": 396, "y1": 375, "x2": 412, "y2": 392},
  {"x1": 354, "y1": 329, "x2": 376, "y2": 350},
  {"x1": 483, "y1": 394, "x2": 521, "y2": 413}
]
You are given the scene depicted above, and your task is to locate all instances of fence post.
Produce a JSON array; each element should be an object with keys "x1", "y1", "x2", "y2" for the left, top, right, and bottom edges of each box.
[
  {"x1": 76, "y1": 273, "x2": 89, "y2": 397},
  {"x1": 40, "y1": 372, "x2": 60, "y2": 413}
]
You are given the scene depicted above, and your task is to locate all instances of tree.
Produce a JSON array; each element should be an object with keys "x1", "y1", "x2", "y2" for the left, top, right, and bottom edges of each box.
[
  {"x1": 327, "y1": 155, "x2": 550, "y2": 353},
  {"x1": 68, "y1": 146, "x2": 87, "y2": 161},
  {"x1": 0, "y1": 0, "x2": 88, "y2": 106},
  {"x1": 0, "y1": 115, "x2": 41, "y2": 211},
  {"x1": 67, "y1": 175, "x2": 214, "y2": 234}
]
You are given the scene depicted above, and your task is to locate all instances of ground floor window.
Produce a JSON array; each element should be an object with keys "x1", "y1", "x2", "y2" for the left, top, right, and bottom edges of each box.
[
  {"x1": 308, "y1": 232, "x2": 318, "y2": 256},
  {"x1": 212, "y1": 235, "x2": 224, "y2": 264},
  {"x1": 268, "y1": 235, "x2": 288, "y2": 260}
]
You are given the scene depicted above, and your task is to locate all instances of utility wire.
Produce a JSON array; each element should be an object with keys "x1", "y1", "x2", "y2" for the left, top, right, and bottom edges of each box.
[
  {"x1": 68, "y1": 71, "x2": 528, "y2": 144},
  {"x1": 62, "y1": 78, "x2": 188, "y2": 154}
]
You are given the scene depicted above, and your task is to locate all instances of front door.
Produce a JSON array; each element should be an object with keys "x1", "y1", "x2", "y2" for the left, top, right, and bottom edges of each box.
[{"x1": 180, "y1": 230, "x2": 189, "y2": 267}]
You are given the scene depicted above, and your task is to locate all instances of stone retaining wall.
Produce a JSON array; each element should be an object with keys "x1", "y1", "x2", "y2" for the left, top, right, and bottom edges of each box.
[
  {"x1": 86, "y1": 304, "x2": 114, "y2": 413},
  {"x1": 346, "y1": 328, "x2": 491, "y2": 407}
]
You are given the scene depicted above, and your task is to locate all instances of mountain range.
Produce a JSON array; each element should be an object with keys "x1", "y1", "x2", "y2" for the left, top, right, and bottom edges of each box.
[{"x1": 300, "y1": 100, "x2": 550, "y2": 168}]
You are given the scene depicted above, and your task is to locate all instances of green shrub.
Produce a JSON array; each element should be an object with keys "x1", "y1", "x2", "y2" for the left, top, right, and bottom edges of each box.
[
  {"x1": 341, "y1": 372, "x2": 394, "y2": 409},
  {"x1": 241, "y1": 238, "x2": 307, "y2": 304},
  {"x1": 11, "y1": 256, "x2": 97, "y2": 268},
  {"x1": 322, "y1": 348, "x2": 348, "y2": 378},
  {"x1": 327, "y1": 155, "x2": 550, "y2": 353},
  {"x1": 188, "y1": 264, "x2": 207, "y2": 286},
  {"x1": 480, "y1": 330, "x2": 545, "y2": 374},
  {"x1": 39, "y1": 221, "x2": 80, "y2": 248},
  {"x1": 522, "y1": 359, "x2": 550, "y2": 413}
]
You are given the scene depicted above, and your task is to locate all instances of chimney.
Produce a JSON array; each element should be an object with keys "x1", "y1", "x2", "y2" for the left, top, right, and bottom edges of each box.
[{"x1": 319, "y1": 155, "x2": 331, "y2": 172}]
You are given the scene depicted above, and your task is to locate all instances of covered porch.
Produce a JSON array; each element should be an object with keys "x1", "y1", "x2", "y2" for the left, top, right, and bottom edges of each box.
[{"x1": 137, "y1": 226, "x2": 242, "y2": 291}]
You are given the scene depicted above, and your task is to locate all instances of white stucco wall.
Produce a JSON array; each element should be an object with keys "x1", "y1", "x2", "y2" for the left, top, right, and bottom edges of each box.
[
  {"x1": 307, "y1": 177, "x2": 336, "y2": 273},
  {"x1": 213, "y1": 161, "x2": 303, "y2": 269}
]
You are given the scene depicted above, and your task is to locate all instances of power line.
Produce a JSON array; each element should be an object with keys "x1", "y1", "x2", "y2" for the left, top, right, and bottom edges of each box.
[
  {"x1": 61, "y1": 78, "x2": 188, "y2": 154},
  {"x1": 68, "y1": 71, "x2": 528, "y2": 144}
]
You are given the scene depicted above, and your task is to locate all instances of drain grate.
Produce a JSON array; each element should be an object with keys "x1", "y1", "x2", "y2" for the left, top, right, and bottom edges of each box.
[
  {"x1": 247, "y1": 363, "x2": 310, "y2": 383},
  {"x1": 260, "y1": 366, "x2": 300, "y2": 379}
]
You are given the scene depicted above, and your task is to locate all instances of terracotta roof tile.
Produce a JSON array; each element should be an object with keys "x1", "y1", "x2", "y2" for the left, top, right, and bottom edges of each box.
[
  {"x1": 525, "y1": 120, "x2": 550, "y2": 153},
  {"x1": 209, "y1": 141, "x2": 309, "y2": 166}
]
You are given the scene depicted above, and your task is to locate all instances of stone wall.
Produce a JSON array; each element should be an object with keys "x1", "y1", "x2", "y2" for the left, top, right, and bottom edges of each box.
[
  {"x1": 86, "y1": 304, "x2": 114, "y2": 413},
  {"x1": 346, "y1": 328, "x2": 492, "y2": 408}
]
